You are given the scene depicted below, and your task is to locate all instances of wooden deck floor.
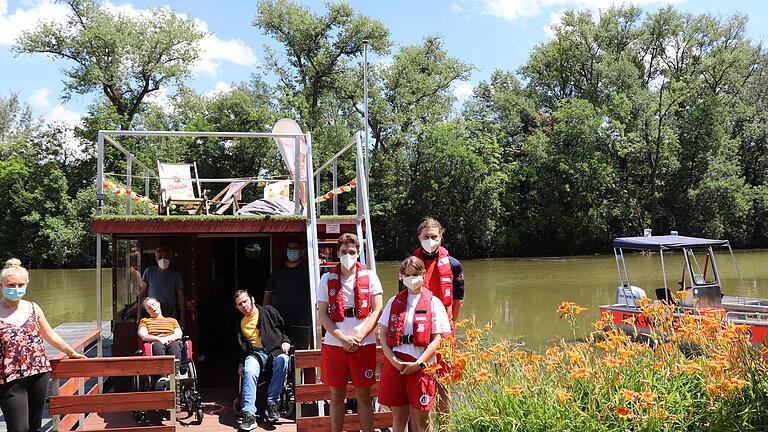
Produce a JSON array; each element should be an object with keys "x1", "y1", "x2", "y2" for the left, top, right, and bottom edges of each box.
[{"x1": 83, "y1": 386, "x2": 297, "y2": 431}]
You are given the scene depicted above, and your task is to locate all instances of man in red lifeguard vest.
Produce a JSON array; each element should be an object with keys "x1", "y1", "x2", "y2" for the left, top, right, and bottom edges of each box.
[
  {"x1": 409, "y1": 218, "x2": 465, "y2": 323},
  {"x1": 317, "y1": 233, "x2": 383, "y2": 432}
]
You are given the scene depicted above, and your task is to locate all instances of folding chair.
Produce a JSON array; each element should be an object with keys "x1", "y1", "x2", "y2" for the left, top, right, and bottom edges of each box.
[
  {"x1": 157, "y1": 162, "x2": 209, "y2": 215},
  {"x1": 209, "y1": 179, "x2": 252, "y2": 215}
]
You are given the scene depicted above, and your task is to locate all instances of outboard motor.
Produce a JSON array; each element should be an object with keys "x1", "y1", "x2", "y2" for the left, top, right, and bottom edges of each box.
[{"x1": 615, "y1": 284, "x2": 647, "y2": 307}]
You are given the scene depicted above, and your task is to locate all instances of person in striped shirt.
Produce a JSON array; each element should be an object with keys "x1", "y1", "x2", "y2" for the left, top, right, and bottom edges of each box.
[{"x1": 138, "y1": 297, "x2": 183, "y2": 362}]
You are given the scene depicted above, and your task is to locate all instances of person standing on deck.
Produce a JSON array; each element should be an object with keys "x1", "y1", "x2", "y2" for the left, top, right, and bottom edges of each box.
[
  {"x1": 378, "y1": 256, "x2": 451, "y2": 432},
  {"x1": 407, "y1": 217, "x2": 466, "y2": 414},
  {"x1": 263, "y1": 238, "x2": 312, "y2": 350},
  {"x1": 0, "y1": 258, "x2": 85, "y2": 432},
  {"x1": 138, "y1": 247, "x2": 185, "y2": 327},
  {"x1": 317, "y1": 233, "x2": 384, "y2": 432}
]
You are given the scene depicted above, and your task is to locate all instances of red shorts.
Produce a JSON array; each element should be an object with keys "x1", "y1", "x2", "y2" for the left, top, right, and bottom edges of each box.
[
  {"x1": 378, "y1": 352, "x2": 437, "y2": 410},
  {"x1": 321, "y1": 343, "x2": 376, "y2": 388}
]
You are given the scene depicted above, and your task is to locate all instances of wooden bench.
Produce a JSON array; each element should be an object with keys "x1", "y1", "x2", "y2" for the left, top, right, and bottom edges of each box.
[
  {"x1": 49, "y1": 355, "x2": 177, "y2": 432},
  {"x1": 294, "y1": 346, "x2": 392, "y2": 432}
]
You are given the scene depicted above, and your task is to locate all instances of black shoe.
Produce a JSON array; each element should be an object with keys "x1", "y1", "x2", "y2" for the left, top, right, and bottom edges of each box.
[
  {"x1": 240, "y1": 411, "x2": 258, "y2": 431},
  {"x1": 266, "y1": 401, "x2": 280, "y2": 423}
]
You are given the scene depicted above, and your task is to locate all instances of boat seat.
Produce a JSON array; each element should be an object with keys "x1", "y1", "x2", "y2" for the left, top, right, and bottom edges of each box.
[{"x1": 655, "y1": 288, "x2": 676, "y2": 303}]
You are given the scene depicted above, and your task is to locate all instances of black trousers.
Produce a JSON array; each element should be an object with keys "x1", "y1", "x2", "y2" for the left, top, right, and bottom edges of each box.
[
  {"x1": 0, "y1": 371, "x2": 51, "y2": 432},
  {"x1": 150, "y1": 340, "x2": 184, "y2": 362}
]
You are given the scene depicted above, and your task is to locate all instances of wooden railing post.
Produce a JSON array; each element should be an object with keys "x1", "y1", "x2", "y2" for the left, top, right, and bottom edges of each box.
[{"x1": 52, "y1": 377, "x2": 60, "y2": 432}]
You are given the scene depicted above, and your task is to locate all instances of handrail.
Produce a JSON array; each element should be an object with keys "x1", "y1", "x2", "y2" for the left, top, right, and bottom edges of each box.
[
  {"x1": 51, "y1": 329, "x2": 102, "y2": 360},
  {"x1": 103, "y1": 135, "x2": 156, "y2": 176},
  {"x1": 315, "y1": 138, "x2": 356, "y2": 175},
  {"x1": 101, "y1": 130, "x2": 304, "y2": 138}
]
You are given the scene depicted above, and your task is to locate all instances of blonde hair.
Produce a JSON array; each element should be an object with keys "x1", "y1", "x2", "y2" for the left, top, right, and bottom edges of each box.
[
  {"x1": 2, "y1": 258, "x2": 29, "y2": 283},
  {"x1": 399, "y1": 256, "x2": 426, "y2": 275}
]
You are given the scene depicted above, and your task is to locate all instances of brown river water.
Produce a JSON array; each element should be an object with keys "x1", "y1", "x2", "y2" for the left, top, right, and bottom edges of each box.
[{"x1": 24, "y1": 250, "x2": 768, "y2": 350}]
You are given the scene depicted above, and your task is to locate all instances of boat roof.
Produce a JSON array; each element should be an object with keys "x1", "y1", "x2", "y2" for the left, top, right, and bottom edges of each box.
[{"x1": 613, "y1": 235, "x2": 730, "y2": 250}]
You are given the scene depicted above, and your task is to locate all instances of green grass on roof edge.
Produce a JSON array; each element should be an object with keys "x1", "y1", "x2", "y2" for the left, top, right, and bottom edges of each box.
[{"x1": 94, "y1": 214, "x2": 357, "y2": 221}]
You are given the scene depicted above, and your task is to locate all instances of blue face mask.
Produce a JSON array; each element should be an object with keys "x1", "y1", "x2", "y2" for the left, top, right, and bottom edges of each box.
[
  {"x1": 286, "y1": 250, "x2": 300, "y2": 262},
  {"x1": 3, "y1": 286, "x2": 26, "y2": 301}
]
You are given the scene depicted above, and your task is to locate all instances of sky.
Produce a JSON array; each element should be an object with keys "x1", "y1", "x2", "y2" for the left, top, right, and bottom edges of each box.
[{"x1": 1, "y1": 0, "x2": 766, "y2": 132}]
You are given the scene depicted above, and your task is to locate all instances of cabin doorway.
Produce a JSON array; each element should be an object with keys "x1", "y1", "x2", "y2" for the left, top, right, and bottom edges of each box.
[{"x1": 194, "y1": 235, "x2": 272, "y2": 387}]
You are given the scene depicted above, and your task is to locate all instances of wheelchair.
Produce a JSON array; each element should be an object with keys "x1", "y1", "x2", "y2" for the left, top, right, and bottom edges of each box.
[
  {"x1": 132, "y1": 336, "x2": 204, "y2": 425},
  {"x1": 232, "y1": 348, "x2": 296, "y2": 422}
]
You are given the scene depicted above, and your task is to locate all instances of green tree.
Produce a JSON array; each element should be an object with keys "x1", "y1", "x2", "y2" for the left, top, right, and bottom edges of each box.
[{"x1": 14, "y1": 0, "x2": 205, "y2": 130}]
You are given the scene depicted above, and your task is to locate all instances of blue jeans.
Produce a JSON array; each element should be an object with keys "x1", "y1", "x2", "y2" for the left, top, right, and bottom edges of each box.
[{"x1": 242, "y1": 348, "x2": 289, "y2": 415}]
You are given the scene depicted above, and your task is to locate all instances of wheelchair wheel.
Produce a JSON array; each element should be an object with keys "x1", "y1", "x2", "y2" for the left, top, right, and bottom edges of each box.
[
  {"x1": 233, "y1": 375, "x2": 243, "y2": 417},
  {"x1": 195, "y1": 407, "x2": 204, "y2": 425}
]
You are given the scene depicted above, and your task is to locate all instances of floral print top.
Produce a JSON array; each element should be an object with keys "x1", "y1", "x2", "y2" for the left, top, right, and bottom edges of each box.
[{"x1": 0, "y1": 301, "x2": 51, "y2": 385}]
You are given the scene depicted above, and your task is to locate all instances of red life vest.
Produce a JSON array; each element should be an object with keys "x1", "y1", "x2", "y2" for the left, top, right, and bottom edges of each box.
[
  {"x1": 327, "y1": 262, "x2": 371, "y2": 322},
  {"x1": 386, "y1": 288, "x2": 433, "y2": 347},
  {"x1": 414, "y1": 246, "x2": 454, "y2": 311}
]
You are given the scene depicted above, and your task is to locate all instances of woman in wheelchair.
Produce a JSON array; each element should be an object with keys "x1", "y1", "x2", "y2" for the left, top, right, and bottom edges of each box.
[{"x1": 234, "y1": 290, "x2": 291, "y2": 430}]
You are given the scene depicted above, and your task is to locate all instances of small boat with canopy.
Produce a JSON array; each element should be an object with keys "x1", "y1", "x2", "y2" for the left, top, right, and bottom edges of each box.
[{"x1": 598, "y1": 234, "x2": 768, "y2": 345}]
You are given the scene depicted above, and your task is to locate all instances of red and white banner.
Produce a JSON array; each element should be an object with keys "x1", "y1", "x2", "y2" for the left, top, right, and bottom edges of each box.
[{"x1": 271, "y1": 118, "x2": 307, "y2": 204}]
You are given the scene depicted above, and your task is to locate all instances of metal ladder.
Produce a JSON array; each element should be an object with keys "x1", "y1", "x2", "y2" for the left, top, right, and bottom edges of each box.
[{"x1": 303, "y1": 131, "x2": 376, "y2": 348}]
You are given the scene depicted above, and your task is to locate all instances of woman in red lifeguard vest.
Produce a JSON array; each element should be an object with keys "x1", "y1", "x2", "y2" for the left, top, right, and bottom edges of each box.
[
  {"x1": 378, "y1": 256, "x2": 451, "y2": 432},
  {"x1": 317, "y1": 233, "x2": 383, "y2": 432}
]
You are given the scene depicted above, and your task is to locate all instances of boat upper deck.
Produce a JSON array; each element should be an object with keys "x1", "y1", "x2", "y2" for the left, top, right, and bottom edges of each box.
[{"x1": 91, "y1": 215, "x2": 361, "y2": 235}]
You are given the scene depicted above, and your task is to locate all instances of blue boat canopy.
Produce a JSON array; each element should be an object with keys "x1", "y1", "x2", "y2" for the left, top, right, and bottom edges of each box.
[{"x1": 613, "y1": 235, "x2": 730, "y2": 250}]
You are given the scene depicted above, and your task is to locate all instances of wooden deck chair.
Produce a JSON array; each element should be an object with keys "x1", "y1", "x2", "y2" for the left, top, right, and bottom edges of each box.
[
  {"x1": 157, "y1": 162, "x2": 209, "y2": 215},
  {"x1": 208, "y1": 179, "x2": 252, "y2": 214}
]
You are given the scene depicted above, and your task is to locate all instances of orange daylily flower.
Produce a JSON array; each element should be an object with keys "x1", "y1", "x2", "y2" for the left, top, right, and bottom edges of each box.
[
  {"x1": 465, "y1": 328, "x2": 482, "y2": 338},
  {"x1": 555, "y1": 390, "x2": 573, "y2": 402},
  {"x1": 677, "y1": 290, "x2": 691, "y2": 300},
  {"x1": 620, "y1": 389, "x2": 639, "y2": 401},
  {"x1": 613, "y1": 406, "x2": 633, "y2": 417},
  {"x1": 603, "y1": 356, "x2": 622, "y2": 368},
  {"x1": 511, "y1": 351, "x2": 526, "y2": 359},
  {"x1": 568, "y1": 367, "x2": 591, "y2": 379},
  {"x1": 472, "y1": 369, "x2": 490, "y2": 382},
  {"x1": 681, "y1": 362, "x2": 703, "y2": 374},
  {"x1": 454, "y1": 318, "x2": 470, "y2": 328},
  {"x1": 639, "y1": 390, "x2": 657, "y2": 404},
  {"x1": 505, "y1": 386, "x2": 524, "y2": 396}
]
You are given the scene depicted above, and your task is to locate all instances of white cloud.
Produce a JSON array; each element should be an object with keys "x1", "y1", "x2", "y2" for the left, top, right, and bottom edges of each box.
[
  {"x1": 205, "y1": 81, "x2": 233, "y2": 98},
  {"x1": 543, "y1": 11, "x2": 564, "y2": 39},
  {"x1": 145, "y1": 86, "x2": 172, "y2": 113},
  {"x1": 28, "y1": 87, "x2": 50, "y2": 110},
  {"x1": 453, "y1": 80, "x2": 474, "y2": 102},
  {"x1": 47, "y1": 104, "x2": 81, "y2": 126},
  {"x1": 455, "y1": 0, "x2": 683, "y2": 21},
  {"x1": 0, "y1": 0, "x2": 69, "y2": 46},
  {"x1": 2, "y1": 1, "x2": 259, "y2": 77},
  {"x1": 192, "y1": 18, "x2": 259, "y2": 77}
]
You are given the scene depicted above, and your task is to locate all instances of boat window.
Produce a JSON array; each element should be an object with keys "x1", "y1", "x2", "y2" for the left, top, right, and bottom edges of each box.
[
  {"x1": 115, "y1": 238, "x2": 142, "y2": 322},
  {"x1": 686, "y1": 248, "x2": 718, "y2": 285}
]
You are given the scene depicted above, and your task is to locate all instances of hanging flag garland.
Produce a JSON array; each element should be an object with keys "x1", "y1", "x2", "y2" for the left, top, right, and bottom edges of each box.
[
  {"x1": 315, "y1": 179, "x2": 358, "y2": 203},
  {"x1": 102, "y1": 180, "x2": 160, "y2": 213}
]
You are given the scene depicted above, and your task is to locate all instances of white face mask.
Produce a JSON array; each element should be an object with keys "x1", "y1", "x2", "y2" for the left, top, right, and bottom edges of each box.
[
  {"x1": 339, "y1": 254, "x2": 357, "y2": 270},
  {"x1": 157, "y1": 258, "x2": 170, "y2": 270},
  {"x1": 421, "y1": 238, "x2": 439, "y2": 254},
  {"x1": 402, "y1": 275, "x2": 423, "y2": 289}
]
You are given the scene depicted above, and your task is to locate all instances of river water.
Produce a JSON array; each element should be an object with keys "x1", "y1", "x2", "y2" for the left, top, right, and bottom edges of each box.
[{"x1": 24, "y1": 250, "x2": 768, "y2": 349}]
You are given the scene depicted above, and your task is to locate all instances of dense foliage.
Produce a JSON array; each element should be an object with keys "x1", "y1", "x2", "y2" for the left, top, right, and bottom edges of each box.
[
  {"x1": 1, "y1": 1, "x2": 767, "y2": 267},
  {"x1": 436, "y1": 304, "x2": 768, "y2": 431}
]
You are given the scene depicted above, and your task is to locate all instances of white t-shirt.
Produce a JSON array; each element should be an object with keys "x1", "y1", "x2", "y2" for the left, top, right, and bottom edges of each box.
[
  {"x1": 317, "y1": 269, "x2": 383, "y2": 347},
  {"x1": 378, "y1": 292, "x2": 451, "y2": 361}
]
